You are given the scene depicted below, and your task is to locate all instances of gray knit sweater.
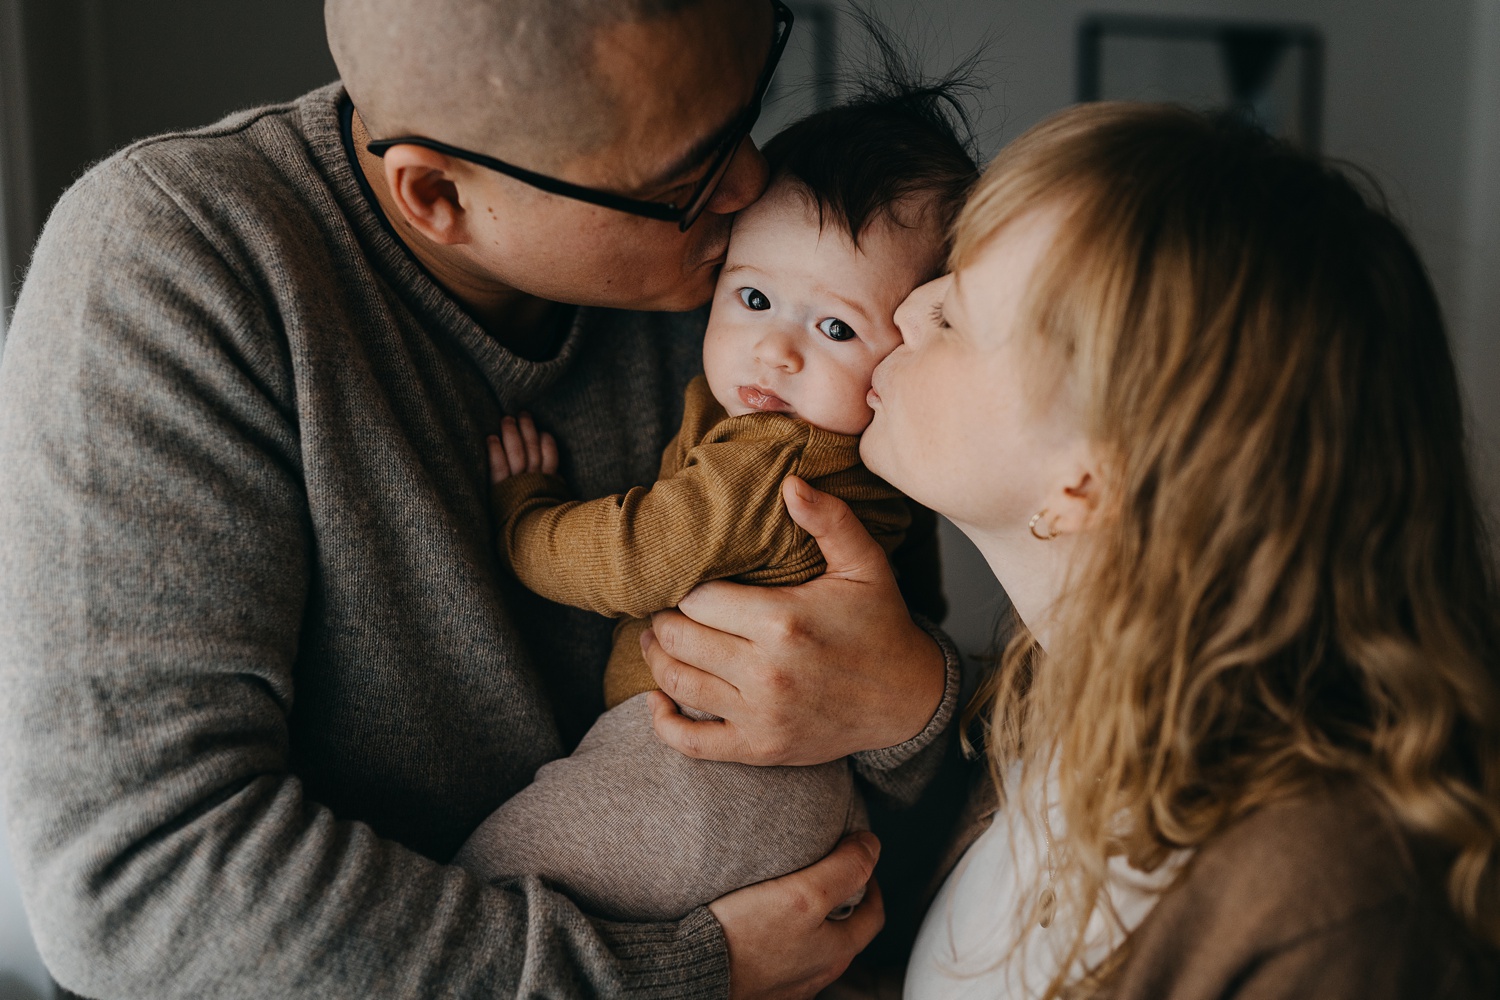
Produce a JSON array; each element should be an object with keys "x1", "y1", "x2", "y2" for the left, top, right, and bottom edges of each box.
[{"x1": 0, "y1": 85, "x2": 957, "y2": 999}]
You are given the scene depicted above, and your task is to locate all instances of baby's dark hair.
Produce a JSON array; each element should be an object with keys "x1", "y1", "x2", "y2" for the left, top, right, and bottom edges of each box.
[{"x1": 761, "y1": 32, "x2": 981, "y2": 257}]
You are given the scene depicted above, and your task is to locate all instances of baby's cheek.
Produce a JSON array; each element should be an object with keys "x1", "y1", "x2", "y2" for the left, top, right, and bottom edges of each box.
[{"x1": 835, "y1": 377, "x2": 879, "y2": 435}]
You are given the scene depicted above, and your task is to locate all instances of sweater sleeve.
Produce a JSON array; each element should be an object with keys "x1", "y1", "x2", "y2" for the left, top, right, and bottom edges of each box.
[
  {"x1": 492, "y1": 440, "x2": 806, "y2": 619},
  {"x1": 848, "y1": 615, "x2": 962, "y2": 803},
  {"x1": 0, "y1": 156, "x2": 727, "y2": 1000}
]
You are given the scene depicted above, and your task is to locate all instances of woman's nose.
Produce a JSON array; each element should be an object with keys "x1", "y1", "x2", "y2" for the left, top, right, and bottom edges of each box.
[
  {"x1": 755, "y1": 327, "x2": 803, "y2": 373},
  {"x1": 894, "y1": 274, "x2": 952, "y2": 345}
]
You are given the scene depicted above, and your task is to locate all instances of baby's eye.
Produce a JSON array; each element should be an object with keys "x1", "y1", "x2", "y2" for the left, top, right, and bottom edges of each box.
[
  {"x1": 738, "y1": 287, "x2": 771, "y2": 311},
  {"x1": 818, "y1": 317, "x2": 857, "y2": 342}
]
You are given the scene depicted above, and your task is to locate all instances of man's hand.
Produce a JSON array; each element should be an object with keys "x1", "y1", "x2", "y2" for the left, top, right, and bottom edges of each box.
[
  {"x1": 487, "y1": 413, "x2": 559, "y2": 484},
  {"x1": 642, "y1": 475, "x2": 946, "y2": 766},
  {"x1": 709, "y1": 832, "x2": 885, "y2": 999}
]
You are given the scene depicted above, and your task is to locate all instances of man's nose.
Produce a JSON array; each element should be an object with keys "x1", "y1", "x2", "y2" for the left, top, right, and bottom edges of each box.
[
  {"x1": 756, "y1": 326, "x2": 803, "y2": 372},
  {"x1": 703, "y1": 137, "x2": 769, "y2": 218}
]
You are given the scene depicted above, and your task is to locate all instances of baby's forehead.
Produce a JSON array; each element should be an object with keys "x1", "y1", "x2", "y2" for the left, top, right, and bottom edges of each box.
[{"x1": 726, "y1": 178, "x2": 945, "y2": 289}]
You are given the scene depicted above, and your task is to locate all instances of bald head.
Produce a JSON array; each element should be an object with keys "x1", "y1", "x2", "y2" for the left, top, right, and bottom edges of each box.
[{"x1": 327, "y1": 0, "x2": 709, "y2": 170}]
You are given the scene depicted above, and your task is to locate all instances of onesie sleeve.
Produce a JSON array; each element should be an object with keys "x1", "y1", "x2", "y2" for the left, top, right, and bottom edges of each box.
[{"x1": 491, "y1": 438, "x2": 805, "y2": 619}]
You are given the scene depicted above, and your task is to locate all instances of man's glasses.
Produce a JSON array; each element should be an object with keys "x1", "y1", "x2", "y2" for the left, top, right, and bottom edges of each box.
[{"x1": 367, "y1": 0, "x2": 794, "y2": 232}]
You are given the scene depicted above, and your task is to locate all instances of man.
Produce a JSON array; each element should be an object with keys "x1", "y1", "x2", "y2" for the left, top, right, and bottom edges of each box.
[{"x1": 0, "y1": 0, "x2": 958, "y2": 996}]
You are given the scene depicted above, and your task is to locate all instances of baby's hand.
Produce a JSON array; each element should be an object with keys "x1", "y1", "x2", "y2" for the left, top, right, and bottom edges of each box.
[{"x1": 488, "y1": 413, "x2": 560, "y2": 484}]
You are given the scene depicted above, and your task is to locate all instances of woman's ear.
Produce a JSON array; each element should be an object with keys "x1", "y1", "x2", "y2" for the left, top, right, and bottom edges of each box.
[
  {"x1": 1050, "y1": 450, "x2": 1105, "y2": 537},
  {"x1": 381, "y1": 145, "x2": 471, "y2": 246}
]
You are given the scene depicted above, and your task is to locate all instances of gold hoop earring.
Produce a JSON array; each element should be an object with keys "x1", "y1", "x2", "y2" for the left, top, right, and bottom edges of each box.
[{"x1": 1029, "y1": 509, "x2": 1060, "y2": 541}]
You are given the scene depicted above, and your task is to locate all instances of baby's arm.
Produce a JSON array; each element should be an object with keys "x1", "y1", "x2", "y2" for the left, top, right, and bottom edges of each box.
[{"x1": 488, "y1": 415, "x2": 797, "y2": 620}]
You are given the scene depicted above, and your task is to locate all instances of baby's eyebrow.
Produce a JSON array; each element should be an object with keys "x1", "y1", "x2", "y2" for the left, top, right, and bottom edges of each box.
[
  {"x1": 721, "y1": 263, "x2": 753, "y2": 277},
  {"x1": 820, "y1": 288, "x2": 871, "y2": 322}
]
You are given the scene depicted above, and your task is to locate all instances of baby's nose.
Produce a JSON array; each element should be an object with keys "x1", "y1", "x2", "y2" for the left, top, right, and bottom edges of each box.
[{"x1": 756, "y1": 328, "x2": 803, "y2": 372}]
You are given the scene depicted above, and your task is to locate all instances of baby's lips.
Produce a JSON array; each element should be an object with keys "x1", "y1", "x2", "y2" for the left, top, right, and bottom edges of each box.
[{"x1": 737, "y1": 385, "x2": 792, "y2": 412}]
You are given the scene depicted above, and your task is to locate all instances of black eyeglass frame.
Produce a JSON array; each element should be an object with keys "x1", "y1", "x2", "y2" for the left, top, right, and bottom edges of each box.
[{"x1": 367, "y1": 0, "x2": 794, "y2": 232}]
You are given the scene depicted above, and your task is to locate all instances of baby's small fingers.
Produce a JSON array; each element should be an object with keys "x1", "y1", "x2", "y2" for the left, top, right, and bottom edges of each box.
[
  {"x1": 540, "y1": 432, "x2": 560, "y2": 475},
  {"x1": 499, "y1": 418, "x2": 529, "y2": 477},
  {"x1": 518, "y1": 413, "x2": 543, "y2": 471},
  {"x1": 486, "y1": 435, "x2": 509, "y2": 484}
]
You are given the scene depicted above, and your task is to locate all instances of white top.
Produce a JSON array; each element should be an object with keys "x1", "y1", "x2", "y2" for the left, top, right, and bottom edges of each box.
[{"x1": 905, "y1": 764, "x2": 1189, "y2": 999}]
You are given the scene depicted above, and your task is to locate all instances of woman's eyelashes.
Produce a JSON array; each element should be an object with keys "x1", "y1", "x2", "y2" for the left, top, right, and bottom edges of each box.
[
  {"x1": 818, "y1": 317, "x2": 858, "y2": 342},
  {"x1": 739, "y1": 287, "x2": 771, "y2": 310}
]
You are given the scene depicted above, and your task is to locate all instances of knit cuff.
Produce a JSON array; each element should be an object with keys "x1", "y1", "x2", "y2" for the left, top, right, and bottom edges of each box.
[
  {"x1": 490, "y1": 470, "x2": 569, "y2": 523},
  {"x1": 850, "y1": 614, "x2": 962, "y2": 774},
  {"x1": 594, "y1": 906, "x2": 730, "y2": 999}
]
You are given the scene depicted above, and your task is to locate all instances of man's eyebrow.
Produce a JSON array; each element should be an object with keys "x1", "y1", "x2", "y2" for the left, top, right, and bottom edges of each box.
[{"x1": 634, "y1": 111, "x2": 743, "y2": 195}]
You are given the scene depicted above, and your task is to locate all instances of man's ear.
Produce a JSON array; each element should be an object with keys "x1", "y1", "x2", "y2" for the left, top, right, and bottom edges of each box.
[{"x1": 381, "y1": 144, "x2": 471, "y2": 246}]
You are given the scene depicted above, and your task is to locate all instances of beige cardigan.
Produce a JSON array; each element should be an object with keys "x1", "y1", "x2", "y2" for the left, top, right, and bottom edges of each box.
[
  {"x1": 1100, "y1": 784, "x2": 1497, "y2": 998},
  {"x1": 931, "y1": 777, "x2": 1498, "y2": 998}
]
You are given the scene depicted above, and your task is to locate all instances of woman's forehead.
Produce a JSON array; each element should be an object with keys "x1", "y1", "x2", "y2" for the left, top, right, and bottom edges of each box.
[{"x1": 957, "y1": 208, "x2": 1068, "y2": 318}]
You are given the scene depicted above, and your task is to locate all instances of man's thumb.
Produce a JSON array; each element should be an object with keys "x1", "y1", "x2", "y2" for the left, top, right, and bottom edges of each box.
[
  {"x1": 806, "y1": 831, "x2": 881, "y2": 903},
  {"x1": 782, "y1": 476, "x2": 886, "y2": 581}
]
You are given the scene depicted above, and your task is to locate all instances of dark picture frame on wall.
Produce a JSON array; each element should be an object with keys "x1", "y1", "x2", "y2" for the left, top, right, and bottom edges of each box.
[{"x1": 1078, "y1": 14, "x2": 1324, "y2": 152}]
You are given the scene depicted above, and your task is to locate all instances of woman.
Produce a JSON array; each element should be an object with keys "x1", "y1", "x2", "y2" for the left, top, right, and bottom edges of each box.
[{"x1": 859, "y1": 103, "x2": 1500, "y2": 997}]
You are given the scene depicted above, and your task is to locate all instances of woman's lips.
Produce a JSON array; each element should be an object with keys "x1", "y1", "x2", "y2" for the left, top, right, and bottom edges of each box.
[{"x1": 738, "y1": 385, "x2": 791, "y2": 412}]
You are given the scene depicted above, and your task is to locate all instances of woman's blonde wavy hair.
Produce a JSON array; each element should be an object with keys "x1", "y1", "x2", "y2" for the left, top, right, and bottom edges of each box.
[{"x1": 957, "y1": 102, "x2": 1500, "y2": 995}]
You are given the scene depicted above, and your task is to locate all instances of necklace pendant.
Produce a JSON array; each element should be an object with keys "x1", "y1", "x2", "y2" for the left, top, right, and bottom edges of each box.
[{"x1": 1038, "y1": 887, "x2": 1057, "y2": 929}]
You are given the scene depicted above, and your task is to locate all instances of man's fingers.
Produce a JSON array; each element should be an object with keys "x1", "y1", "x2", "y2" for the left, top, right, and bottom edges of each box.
[
  {"x1": 647, "y1": 691, "x2": 741, "y2": 760},
  {"x1": 781, "y1": 475, "x2": 888, "y2": 582},
  {"x1": 486, "y1": 435, "x2": 509, "y2": 484},
  {"x1": 807, "y1": 832, "x2": 881, "y2": 918},
  {"x1": 828, "y1": 871, "x2": 884, "y2": 952},
  {"x1": 676, "y1": 578, "x2": 791, "y2": 642},
  {"x1": 771, "y1": 832, "x2": 881, "y2": 925},
  {"x1": 641, "y1": 625, "x2": 742, "y2": 719},
  {"x1": 705, "y1": 832, "x2": 884, "y2": 998},
  {"x1": 649, "y1": 607, "x2": 753, "y2": 684}
]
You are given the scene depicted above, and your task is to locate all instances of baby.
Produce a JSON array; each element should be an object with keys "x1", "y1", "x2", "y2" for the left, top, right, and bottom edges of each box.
[{"x1": 455, "y1": 87, "x2": 978, "y2": 921}]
